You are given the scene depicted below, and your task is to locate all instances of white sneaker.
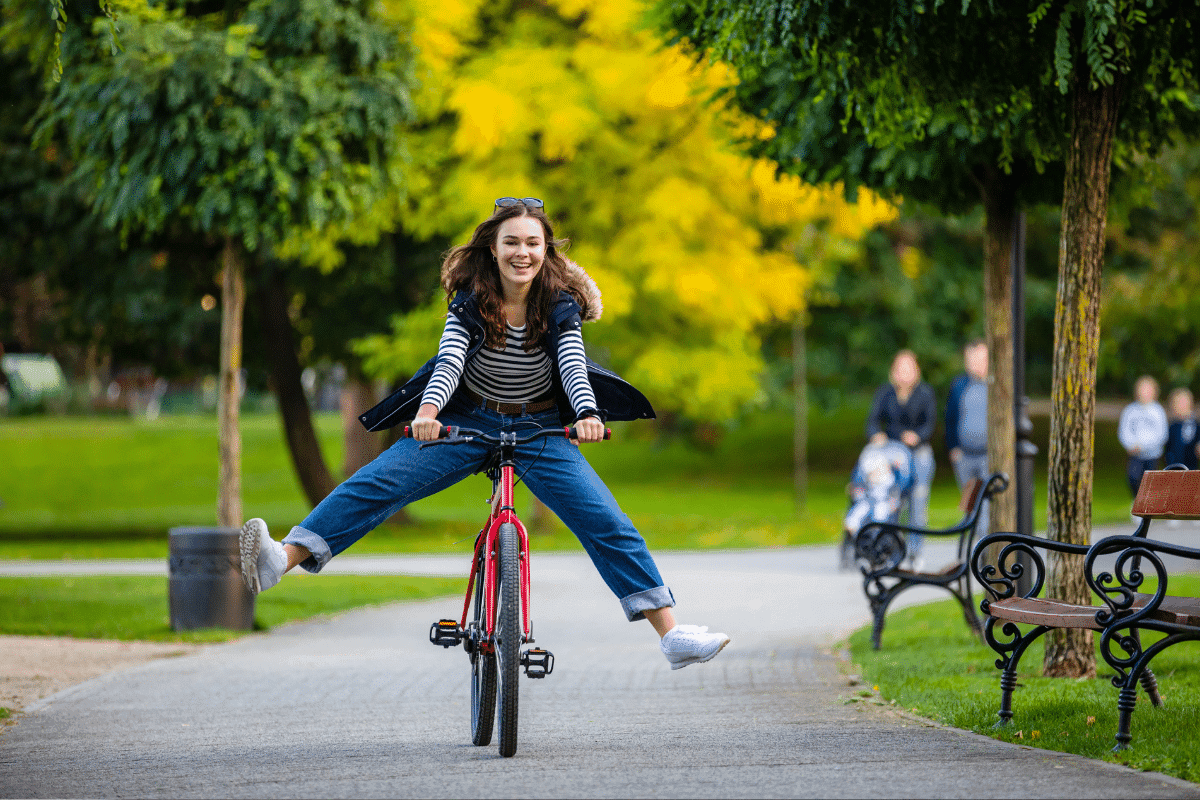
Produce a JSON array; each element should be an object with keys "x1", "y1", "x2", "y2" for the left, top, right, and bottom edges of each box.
[
  {"x1": 239, "y1": 518, "x2": 286, "y2": 595},
  {"x1": 660, "y1": 624, "x2": 730, "y2": 670}
]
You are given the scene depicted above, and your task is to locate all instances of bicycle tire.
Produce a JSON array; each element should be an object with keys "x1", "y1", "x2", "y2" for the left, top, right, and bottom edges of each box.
[
  {"x1": 495, "y1": 522, "x2": 521, "y2": 757},
  {"x1": 470, "y1": 552, "x2": 497, "y2": 747}
]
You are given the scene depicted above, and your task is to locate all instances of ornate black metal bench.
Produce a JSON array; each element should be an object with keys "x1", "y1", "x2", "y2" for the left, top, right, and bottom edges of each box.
[
  {"x1": 973, "y1": 467, "x2": 1200, "y2": 751},
  {"x1": 854, "y1": 472, "x2": 1008, "y2": 650}
]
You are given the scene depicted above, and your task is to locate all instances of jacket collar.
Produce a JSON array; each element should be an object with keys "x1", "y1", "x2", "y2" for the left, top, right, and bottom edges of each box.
[{"x1": 449, "y1": 289, "x2": 580, "y2": 327}]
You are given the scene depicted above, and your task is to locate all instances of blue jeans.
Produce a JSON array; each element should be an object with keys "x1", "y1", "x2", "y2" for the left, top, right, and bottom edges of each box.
[
  {"x1": 1127, "y1": 456, "x2": 1159, "y2": 498},
  {"x1": 952, "y1": 451, "x2": 990, "y2": 538},
  {"x1": 282, "y1": 396, "x2": 674, "y2": 621},
  {"x1": 904, "y1": 444, "x2": 935, "y2": 558}
]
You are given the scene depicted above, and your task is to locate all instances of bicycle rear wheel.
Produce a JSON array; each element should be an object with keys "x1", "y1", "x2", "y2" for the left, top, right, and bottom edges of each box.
[
  {"x1": 495, "y1": 522, "x2": 521, "y2": 757},
  {"x1": 470, "y1": 549, "x2": 497, "y2": 746}
]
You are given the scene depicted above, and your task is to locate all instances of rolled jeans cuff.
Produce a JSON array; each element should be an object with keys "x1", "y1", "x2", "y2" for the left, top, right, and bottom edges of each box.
[
  {"x1": 620, "y1": 585, "x2": 674, "y2": 622},
  {"x1": 282, "y1": 526, "x2": 332, "y2": 574}
]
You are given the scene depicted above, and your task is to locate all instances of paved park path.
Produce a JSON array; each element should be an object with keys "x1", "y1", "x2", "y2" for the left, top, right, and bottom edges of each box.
[{"x1": 2, "y1": 536, "x2": 1199, "y2": 798}]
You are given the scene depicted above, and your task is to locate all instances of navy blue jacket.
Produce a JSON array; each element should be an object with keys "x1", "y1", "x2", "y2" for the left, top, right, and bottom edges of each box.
[
  {"x1": 865, "y1": 382, "x2": 937, "y2": 446},
  {"x1": 358, "y1": 289, "x2": 656, "y2": 432},
  {"x1": 1165, "y1": 418, "x2": 1199, "y2": 469}
]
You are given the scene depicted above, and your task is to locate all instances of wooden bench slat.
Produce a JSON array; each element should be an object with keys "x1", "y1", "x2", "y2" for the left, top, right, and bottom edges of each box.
[
  {"x1": 989, "y1": 597, "x2": 1105, "y2": 629},
  {"x1": 991, "y1": 594, "x2": 1200, "y2": 628},
  {"x1": 1150, "y1": 595, "x2": 1200, "y2": 626},
  {"x1": 1131, "y1": 470, "x2": 1200, "y2": 519}
]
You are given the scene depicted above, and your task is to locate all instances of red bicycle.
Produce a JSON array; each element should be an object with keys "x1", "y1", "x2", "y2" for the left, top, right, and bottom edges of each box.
[{"x1": 410, "y1": 422, "x2": 608, "y2": 757}]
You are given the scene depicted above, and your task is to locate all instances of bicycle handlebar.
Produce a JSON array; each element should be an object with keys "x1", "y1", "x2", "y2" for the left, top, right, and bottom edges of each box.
[{"x1": 403, "y1": 423, "x2": 611, "y2": 444}]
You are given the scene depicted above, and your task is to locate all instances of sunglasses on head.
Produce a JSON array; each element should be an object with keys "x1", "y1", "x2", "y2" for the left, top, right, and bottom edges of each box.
[{"x1": 494, "y1": 197, "x2": 544, "y2": 212}]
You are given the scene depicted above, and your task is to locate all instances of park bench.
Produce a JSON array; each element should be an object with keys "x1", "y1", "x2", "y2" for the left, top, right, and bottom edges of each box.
[
  {"x1": 854, "y1": 472, "x2": 1009, "y2": 650},
  {"x1": 972, "y1": 467, "x2": 1200, "y2": 750}
]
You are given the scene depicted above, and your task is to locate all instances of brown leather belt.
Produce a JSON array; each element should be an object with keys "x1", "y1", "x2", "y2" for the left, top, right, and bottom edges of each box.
[{"x1": 463, "y1": 387, "x2": 557, "y2": 415}]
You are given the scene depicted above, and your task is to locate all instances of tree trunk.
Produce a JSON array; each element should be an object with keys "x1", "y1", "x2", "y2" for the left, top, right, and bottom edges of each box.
[
  {"x1": 217, "y1": 237, "x2": 245, "y2": 528},
  {"x1": 258, "y1": 265, "x2": 338, "y2": 508},
  {"x1": 341, "y1": 377, "x2": 381, "y2": 478},
  {"x1": 793, "y1": 316, "x2": 808, "y2": 513},
  {"x1": 1043, "y1": 79, "x2": 1121, "y2": 679},
  {"x1": 981, "y1": 175, "x2": 1017, "y2": 538}
]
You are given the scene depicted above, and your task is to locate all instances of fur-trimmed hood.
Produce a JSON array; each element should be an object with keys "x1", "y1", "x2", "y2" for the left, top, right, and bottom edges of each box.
[{"x1": 561, "y1": 257, "x2": 603, "y2": 322}]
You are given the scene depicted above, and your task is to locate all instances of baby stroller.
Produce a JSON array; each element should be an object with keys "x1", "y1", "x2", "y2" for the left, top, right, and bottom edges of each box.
[{"x1": 838, "y1": 440, "x2": 915, "y2": 570}]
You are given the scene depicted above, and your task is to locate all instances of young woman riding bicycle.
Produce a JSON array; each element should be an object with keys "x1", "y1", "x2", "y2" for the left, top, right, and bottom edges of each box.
[{"x1": 238, "y1": 197, "x2": 730, "y2": 670}]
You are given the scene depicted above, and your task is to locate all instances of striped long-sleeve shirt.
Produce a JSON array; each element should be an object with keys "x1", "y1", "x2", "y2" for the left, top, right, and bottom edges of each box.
[{"x1": 419, "y1": 315, "x2": 598, "y2": 416}]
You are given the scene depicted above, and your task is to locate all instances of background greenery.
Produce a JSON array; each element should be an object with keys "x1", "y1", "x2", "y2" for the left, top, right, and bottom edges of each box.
[{"x1": 0, "y1": 402, "x2": 1142, "y2": 560}]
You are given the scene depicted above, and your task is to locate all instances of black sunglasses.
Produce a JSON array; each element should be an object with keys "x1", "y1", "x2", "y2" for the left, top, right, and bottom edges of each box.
[{"x1": 494, "y1": 197, "x2": 544, "y2": 211}]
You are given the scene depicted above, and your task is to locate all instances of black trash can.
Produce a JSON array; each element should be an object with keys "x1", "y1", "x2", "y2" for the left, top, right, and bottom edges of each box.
[{"x1": 168, "y1": 526, "x2": 254, "y2": 631}]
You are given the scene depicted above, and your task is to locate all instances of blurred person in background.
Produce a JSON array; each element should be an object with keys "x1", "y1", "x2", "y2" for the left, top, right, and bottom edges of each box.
[
  {"x1": 866, "y1": 349, "x2": 936, "y2": 569},
  {"x1": 1118, "y1": 375, "x2": 1168, "y2": 500},
  {"x1": 945, "y1": 339, "x2": 989, "y2": 528},
  {"x1": 1165, "y1": 387, "x2": 1199, "y2": 470}
]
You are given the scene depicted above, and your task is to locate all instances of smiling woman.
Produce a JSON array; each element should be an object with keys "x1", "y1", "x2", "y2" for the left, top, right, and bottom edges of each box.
[{"x1": 238, "y1": 198, "x2": 731, "y2": 672}]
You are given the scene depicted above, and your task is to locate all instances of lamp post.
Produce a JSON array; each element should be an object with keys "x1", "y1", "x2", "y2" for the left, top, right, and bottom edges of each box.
[{"x1": 1012, "y1": 211, "x2": 1038, "y2": 596}]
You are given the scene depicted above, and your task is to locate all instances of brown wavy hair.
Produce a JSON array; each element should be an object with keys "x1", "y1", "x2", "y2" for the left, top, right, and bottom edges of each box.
[{"x1": 441, "y1": 204, "x2": 579, "y2": 351}]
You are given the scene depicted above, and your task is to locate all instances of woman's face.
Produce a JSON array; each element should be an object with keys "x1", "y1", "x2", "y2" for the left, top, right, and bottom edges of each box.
[{"x1": 491, "y1": 215, "x2": 546, "y2": 297}]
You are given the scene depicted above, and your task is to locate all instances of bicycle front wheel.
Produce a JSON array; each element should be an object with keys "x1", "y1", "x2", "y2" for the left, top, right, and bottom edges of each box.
[
  {"x1": 495, "y1": 522, "x2": 521, "y2": 757},
  {"x1": 470, "y1": 549, "x2": 497, "y2": 747}
]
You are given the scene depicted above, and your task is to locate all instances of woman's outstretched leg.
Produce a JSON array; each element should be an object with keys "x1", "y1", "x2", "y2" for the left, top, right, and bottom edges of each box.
[
  {"x1": 518, "y1": 428, "x2": 729, "y2": 668},
  {"x1": 237, "y1": 406, "x2": 490, "y2": 595}
]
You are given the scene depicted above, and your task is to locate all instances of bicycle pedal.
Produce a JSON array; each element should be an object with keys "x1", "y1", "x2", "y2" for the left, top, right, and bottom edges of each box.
[
  {"x1": 520, "y1": 647, "x2": 554, "y2": 678},
  {"x1": 429, "y1": 619, "x2": 463, "y2": 648}
]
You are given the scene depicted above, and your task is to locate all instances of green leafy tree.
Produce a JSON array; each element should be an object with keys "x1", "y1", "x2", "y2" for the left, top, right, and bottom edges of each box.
[
  {"x1": 355, "y1": 0, "x2": 894, "y2": 435},
  {"x1": 658, "y1": 0, "x2": 1200, "y2": 677},
  {"x1": 0, "y1": 46, "x2": 223, "y2": 390},
  {"x1": 657, "y1": 0, "x2": 1066, "y2": 550},
  {"x1": 35, "y1": 0, "x2": 413, "y2": 525}
]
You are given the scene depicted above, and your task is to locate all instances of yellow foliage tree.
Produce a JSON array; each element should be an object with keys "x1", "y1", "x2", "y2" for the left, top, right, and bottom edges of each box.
[{"x1": 357, "y1": 0, "x2": 896, "y2": 422}]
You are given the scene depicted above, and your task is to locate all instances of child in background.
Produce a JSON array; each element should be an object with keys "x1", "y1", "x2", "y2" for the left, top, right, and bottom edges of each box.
[
  {"x1": 1118, "y1": 375, "x2": 1169, "y2": 499},
  {"x1": 843, "y1": 440, "x2": 915, "y2": 539},
  {"x1": 1165, "y1": 387, "x2": 1199, "y2": 470}
]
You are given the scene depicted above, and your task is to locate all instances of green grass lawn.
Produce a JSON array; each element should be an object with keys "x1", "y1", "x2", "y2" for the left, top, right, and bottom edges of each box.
[
  {"x1": 0, "y1": 402, "x2": 1140, "y2": 561},
  {"x1": 847, "y1": 574, "x2": 1200, "y2": 783},
  {"x1": 0, "y1": 573, "x2": 463, "y2": 642}
]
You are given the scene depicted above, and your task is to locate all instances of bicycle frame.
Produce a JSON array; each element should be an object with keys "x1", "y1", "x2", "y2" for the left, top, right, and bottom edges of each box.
[
  {"x1": 457, "y1": 439, "x2": 533, "y2": 650},
  {"x1": 417, "y1": 421, "x2": 608, "y2": 657}
]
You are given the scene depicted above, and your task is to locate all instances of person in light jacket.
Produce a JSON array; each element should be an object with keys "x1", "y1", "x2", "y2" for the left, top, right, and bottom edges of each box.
[{"x1": 1118, "y1": 375, "x2": 1169, "y2": 498}]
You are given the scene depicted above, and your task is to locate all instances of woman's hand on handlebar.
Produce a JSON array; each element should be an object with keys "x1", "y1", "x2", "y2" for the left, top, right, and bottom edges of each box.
[
  {"x1": 410, "y1": 403, "x2": 443, "y2": 441},
  {"x1": 572, "y1": 415, "x2": 605, "y2": 445}
]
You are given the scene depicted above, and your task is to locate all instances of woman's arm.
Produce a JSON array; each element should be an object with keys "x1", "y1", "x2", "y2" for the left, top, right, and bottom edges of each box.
[
  {"x1": 556, "y1": 327, "x2": 603, "y2": 443},
  {"x1": 865, "y1": 385, "x2": 890, "y2": 442},
  {"x1": 417, "y1": 315, "x2": 471, "y2": 413},
  {"x1": 556, "y1": 327, "x2": 599, "y2": 416},
  {"x1": 913, "y1": 383, "x2": 937, "y2": 444}
]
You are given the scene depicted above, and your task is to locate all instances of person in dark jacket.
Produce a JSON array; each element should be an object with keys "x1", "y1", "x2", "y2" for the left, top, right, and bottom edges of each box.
[
  {"x1": 1165, "y1": 387, "x2": 1199, "y2": 470},
  {"x1": 866, "y1": 349, "x2": 937, "y2": 566},
  {"x1": 237, "y1": 199, "x2": 728, "y2": 670}
]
